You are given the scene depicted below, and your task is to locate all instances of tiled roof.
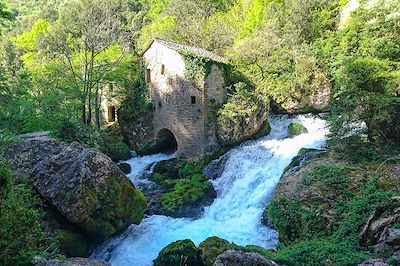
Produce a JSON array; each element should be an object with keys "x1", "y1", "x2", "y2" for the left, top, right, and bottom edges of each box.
[{"x1": 141, "y1": 38, "x2": 228, "y2": 63}]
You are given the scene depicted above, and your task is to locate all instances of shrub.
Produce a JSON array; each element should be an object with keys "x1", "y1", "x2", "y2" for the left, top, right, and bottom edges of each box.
[
  {"x1": 0, "y1": 166, "x2": 60, "y2": 265},
  {"x1": 301, "y1": 164, "x2": 349, "y2": 190},
  {"x1": 199, "y1": 236, "x2": 237, "y2": 266}
]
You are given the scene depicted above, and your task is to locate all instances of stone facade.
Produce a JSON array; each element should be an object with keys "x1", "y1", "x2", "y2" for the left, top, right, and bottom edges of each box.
[
  {"x1": 99, "y1": 83, "x2": 123, "y2": 126},
  {"x1": 141, "y1": 39, "x2": 227, "y2": 158}
]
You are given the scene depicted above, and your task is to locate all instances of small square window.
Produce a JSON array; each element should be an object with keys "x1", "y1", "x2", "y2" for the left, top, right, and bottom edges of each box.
[
  {"x1": 191, "y1": 96, "x2": 196, "y2": 104},
  {"x1": 161, "y1": 65, "x2": 165, "y2": 75}
]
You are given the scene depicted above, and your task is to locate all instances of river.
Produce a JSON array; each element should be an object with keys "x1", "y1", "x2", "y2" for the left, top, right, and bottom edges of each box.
[{"x1": 91, "y1": 114, "x2": 328, "y2": 266}]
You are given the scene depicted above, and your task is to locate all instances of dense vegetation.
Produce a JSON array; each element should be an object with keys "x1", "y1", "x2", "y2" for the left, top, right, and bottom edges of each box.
[{"x1": 0, "y1": 0, "x2": 399, "y2": 265}]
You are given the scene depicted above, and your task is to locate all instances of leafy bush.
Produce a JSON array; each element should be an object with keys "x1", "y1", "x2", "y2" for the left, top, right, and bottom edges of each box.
[
  {"x1": 301, "y1": 163, "x2": 349, "y2": 190},
  {"x1": 97, "y1": 125, "x2": 131, "y2": 162},
  {"x1": 0, "y1": 166, "x2": 60, "y2": 265}
]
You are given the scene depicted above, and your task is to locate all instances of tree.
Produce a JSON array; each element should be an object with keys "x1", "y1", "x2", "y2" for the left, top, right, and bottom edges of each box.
[
  {"x1": 40, "y1": 0, "x2": 133, "y2": 129},
  {"x1": 330, "y1": 57, "x2": 400, "y2": 143}
]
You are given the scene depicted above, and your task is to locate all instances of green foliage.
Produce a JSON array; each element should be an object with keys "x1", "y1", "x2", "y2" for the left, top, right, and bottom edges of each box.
[
  {"x1": 97, "y1": 125, "x2": 131, "y2": 162},
  {"x1": 271, "y1": 238, "x2": 368, "y2": 266},
  {"x1": 0, "y1": 166, "x2": 60, "y2": 265},
  {"x1": 54, "y1": 229, "x2": 88, "y2": 258},
  {"x1": 287, "y1": 123, "x2": 308, "y2": 136},
  {"x1": 199, "y1": 236, "x2": 237, "y2": 266},
  {"x1": 301, "y1": 163, "x2": 349, "y2": 190},
  {"x1": 161, "y1": 174, "x2": 211, "y2": 214},
  {"x1": 153, "y1": 239, "x2": 201, "y2": 266}
]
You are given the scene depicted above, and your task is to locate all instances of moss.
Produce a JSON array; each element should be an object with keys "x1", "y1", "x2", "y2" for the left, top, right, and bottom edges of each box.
[
  {"x1": 153, "y1": 239, "x2": 202, "y2": 266},
  {"x1": 301, "y1": 163, "x2": 349, "y2": 191},
  {"x1": 256, "y1": 119, "x2": 271, "y2": 137},
  {"x1": 199, "y1": 236, "x2": 237, "y2": 266},
  {"x1": 161, "y1": 174, "x2": 211, "y2": 214},
  {"x1": 55, "y1": 229, "x2": 88, "y2": 257},
  {"x1": 288, "y1": 123, "x2": 308, "y2": 136},
  {"x1": 81, "y1": 177, "x2": 147, "y2": 241},
  {"x1": 98, "y1": 125, "x2": 131, "y2": 161}
]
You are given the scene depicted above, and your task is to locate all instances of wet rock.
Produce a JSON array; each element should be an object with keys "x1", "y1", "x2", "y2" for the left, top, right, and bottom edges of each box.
[
  {"x1": 213, "y1": 250, "x2": 279, "y2": 266},
  {"x1": 7, "y1": 138, "x2": 147, "y2": 241},
  {"x1": 37, "y1": 257, "x2": 110, "y2": 266},
  {"x1": 357, "y1": 259, "x2": 389, "y2": 266},
  {"x1": 118, "y1": 163, "x2": 131, "y2": 174},
  {"x1": 217, "y1": 105, "x2": 269, "y2": 147},
  {"x1": 202, "y1": 153, "x2": 230, "y2": 180},
  {"x1": 153, "y1": 158, "x2": 180, "y2": 178},
  {"x1": 287, "y1": 123, "x2": 308, "y2": 136}
]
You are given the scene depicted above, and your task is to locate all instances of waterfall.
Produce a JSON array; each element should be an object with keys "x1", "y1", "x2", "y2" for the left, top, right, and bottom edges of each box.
[{"x1": 91, "y1": 114, "x2": 328, "y2": 266}]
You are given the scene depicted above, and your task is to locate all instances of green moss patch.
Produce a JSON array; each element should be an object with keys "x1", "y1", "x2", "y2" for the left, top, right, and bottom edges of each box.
[
  {"x1": 55, "y1": 229, "x2": 88, "y2": 257},
  {"x1": 161, "y1": 174, "x2": 211, "y2": 214},
  {"x1": 288, "y1": 123, "x2": 308, "y2": 136},
  {"x1": 153, "y1": 239, "x2": 202, "y2": 266},
  {"x1": 199, "y1": 236, "x2": 237, "y2": 266}
]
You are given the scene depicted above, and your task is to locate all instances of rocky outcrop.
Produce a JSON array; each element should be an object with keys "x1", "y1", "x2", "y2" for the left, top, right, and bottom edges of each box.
[
  {"x1": 213, "y1": 250, "x2": 279, "y2": 266},
  {"x1": 36, "y1": 258, "x2": 110, "y2": 266},
  {"x1": 7, "y1": 135, "x2": 147, "y2": 241},
  {"x1": 357, "y1": 259, "x2": 390, "y2": 266},
  {"x1": 217, "y1": 109, "x2": 270, "y2": 146},
  {"x1": 118, "y1": 110, "x2": 156, "y2": 154}
]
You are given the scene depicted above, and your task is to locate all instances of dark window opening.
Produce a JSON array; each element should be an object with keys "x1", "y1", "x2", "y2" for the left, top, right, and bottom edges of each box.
[
  {"x1": 191, "y1": 96, "x2": 196, "y2": 104},
  {"x1": 161, "y1": 64, "x2": 165, "y2": 75},
  {"x1": 146, "y1": 68, "x2": 151, "y2": 83},
  {"x1": 108, "y1": 106, "x2": 116, "y2": 122},
  {"x1": 109, "y1": 83, "x2": 114, "y2": 91}
]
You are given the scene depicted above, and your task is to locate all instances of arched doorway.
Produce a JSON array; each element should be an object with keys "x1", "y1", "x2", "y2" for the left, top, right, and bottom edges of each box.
[{"x1": 156, "y1": 129, "x2": 178, "y2": 153}]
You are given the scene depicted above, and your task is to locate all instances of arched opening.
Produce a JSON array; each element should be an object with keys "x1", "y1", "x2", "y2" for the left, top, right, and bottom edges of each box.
[{"x1": 156, "y1": 129, "x2": 178, "y2": 153}]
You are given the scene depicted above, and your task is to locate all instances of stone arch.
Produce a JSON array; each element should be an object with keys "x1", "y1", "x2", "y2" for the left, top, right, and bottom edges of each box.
[{"x1": 156, "y1": 128, "x2": 178, "y2": 153}]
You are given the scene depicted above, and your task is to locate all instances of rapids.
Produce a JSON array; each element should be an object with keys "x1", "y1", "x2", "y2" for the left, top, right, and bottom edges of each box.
[{"x1": 91, "y1": 114, "x2": 328, "y2": 266}]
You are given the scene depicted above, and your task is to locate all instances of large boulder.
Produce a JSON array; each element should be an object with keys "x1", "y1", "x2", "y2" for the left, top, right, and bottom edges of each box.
[
  {"x1": 217, "y1": 108, "x2": 269, "y2": 146},
  {"x1": 7, "y1": 135, "x2": 147, "y2": 241},
  {"x1": 213, "y1": 250, "x2": 279, "y2": 266}
]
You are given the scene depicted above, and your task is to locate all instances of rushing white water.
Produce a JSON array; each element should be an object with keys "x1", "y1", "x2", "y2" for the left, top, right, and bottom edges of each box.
[{"x1": 92, "y1": 114, "x2": 328, "y2": 266}]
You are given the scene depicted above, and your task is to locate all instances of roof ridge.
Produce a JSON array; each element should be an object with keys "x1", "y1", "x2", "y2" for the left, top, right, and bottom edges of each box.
[{"x1": 143, "y1": 38, "x2": 227, "y2": 63}]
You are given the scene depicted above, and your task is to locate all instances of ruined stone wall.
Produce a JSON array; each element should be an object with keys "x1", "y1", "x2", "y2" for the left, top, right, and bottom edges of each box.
[{"x1": 143, "y1": 42, "x2": 206, "y2": 158}]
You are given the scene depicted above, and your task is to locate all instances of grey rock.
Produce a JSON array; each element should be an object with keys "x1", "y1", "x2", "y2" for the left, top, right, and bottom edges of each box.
[
  {"x1": 37, "y1": 257, "x2": 110, "y2": 266},
  {"x1": 213, "y1": 250, "x2": 279, "y2": 266},
  {"x1": 385, "y1": 228, "x2": 400, "y2": 246},
  {"x1": 7, "y1": 138, "x2": 147, "y2": 241},
  {"x1": 357, "y1": 259, "x2": 389, "y2": 266}
]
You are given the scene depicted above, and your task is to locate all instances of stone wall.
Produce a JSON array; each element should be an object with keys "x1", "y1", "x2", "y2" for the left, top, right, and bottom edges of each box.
[{"x1": 142, "y1": 41, "x2": 226, "y2": 158}]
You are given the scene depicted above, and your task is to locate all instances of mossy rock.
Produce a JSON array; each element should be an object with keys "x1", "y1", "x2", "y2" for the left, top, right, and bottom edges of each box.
[
  {"x1": 81, "y1": 178, "x2": 147, "y2": 241},
  {"x1": 153, "y1": 158, "x2": 180, "y2": 178},
  {"x1": 153, "y1": 239, "x2": 202, "y2": 266},
  {"x1": 118, "y1": 163, "x2": 131, "y2": 174},
  {"x1": 288, "y1": 123, "x2": 308, "y2": 136},
  {"x1": 199, "y1": 236, "x2": 237, "y2": 266},
  {"x1": 256, "y1": 120, "x2": 271, "y2": 138},
  {"x1": 55, "y1": 229, "x2": 89, "y2": 257}
]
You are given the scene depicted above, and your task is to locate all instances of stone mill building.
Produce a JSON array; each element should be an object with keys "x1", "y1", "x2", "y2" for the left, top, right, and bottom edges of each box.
[{"x1": 141, "y1": 38, "x2": 228, "y2": 158}]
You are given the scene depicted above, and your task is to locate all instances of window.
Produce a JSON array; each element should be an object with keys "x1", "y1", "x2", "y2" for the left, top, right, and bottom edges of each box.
[
  {"x1": 161, "y1": 64, "x2": 165, "y2": 75},
  {"x1": 108, "y1": 83, "x2": 114, "y2": 91},
  {"x1": 146, "y1": 68, "x2": 151, "y2": 83},
  {"x1": 191, "y1": 96, "x2": 196, "y2": 104},
  {"x1": 108, "y1": 106, "x2": 116, "y2": 122}
]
